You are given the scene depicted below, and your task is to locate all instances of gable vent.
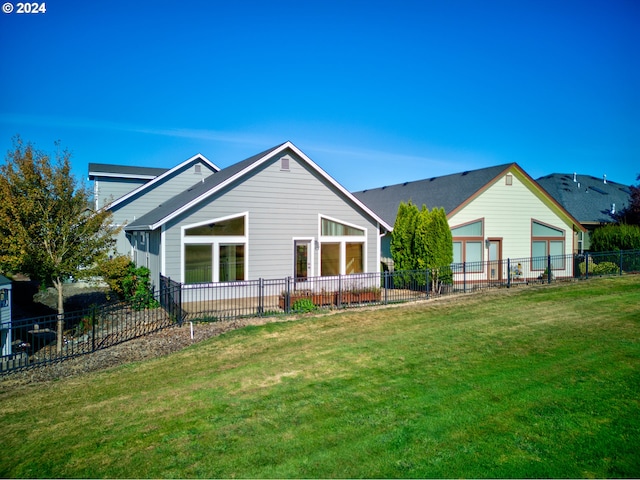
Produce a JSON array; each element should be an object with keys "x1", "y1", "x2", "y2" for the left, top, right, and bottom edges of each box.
[
  {"x1": 281, "y1": 157, "x2": 290, "y2": 171},
  {"x1": 194, "y1": 164, "x2": 202, "y2": 174}
]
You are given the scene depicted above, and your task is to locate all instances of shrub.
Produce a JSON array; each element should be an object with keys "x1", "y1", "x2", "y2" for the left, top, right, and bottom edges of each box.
[
  {"x1": 99, "y1": 255, "x2": 132, "y2": 297},
  {"x1": 578, "y1": 258, "x2": 620, "y2": 276},
  {"x1": 591, "y1": 224, "x2": 640, "y2": 252},
  {"x1": 99, "y1": 256, "x2": 158, "y2": 310},
  {"x1": 578, "y1": 257, "x2": 595, "y2": 276},
  {"x1": 592, "y1": 261, "x2": 619, "y2": 276},
  {"x1": 292, "y1": 298, "x2": 317, "y2": 313}
]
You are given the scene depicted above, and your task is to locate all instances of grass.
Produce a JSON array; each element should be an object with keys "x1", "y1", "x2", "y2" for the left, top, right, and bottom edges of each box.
[{"x1": 1, "y1": 275, "x2": 639, "y2": 478}]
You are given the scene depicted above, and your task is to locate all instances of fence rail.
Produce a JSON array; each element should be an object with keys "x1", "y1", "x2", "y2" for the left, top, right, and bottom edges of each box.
[{"x1": 2, "y1": 249, "x2": 639, "y2": 375}]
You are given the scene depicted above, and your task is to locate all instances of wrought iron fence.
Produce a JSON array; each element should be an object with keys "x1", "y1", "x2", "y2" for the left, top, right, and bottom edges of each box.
[
  {"x1": 2, "y1": 249, "x2": 639, "y2": 375},
  {"x1": 1, "y1": 299, "x2": 178, "y2": 374}
]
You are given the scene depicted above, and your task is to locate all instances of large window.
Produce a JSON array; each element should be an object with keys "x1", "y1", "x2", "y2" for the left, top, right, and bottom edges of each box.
[
  {"x1": 532, "y1": 220, "x2": 565, "y2": 270},
  {"x1": 451, "y1": 220, "x2": 484, "y2": 272},
  {"x1": 319, "y1": 217, "x2": 366, "y2": 276},
  {"x1": 183, "y1": 214, "x2": 247, "y2": 284}
]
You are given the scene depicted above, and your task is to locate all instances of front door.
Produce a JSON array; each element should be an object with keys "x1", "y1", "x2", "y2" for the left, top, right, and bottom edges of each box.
[
  {"x1": 488, "y1": 239, "x2": 502, "y2": 282},
  {"x1": 294, "y1": 240, "x2": 311, "y2": 282}
]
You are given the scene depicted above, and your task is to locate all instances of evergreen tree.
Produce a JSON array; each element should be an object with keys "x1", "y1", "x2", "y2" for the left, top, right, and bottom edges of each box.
[
  {"x1": 390, "y1": 201, "x2": 420, "y2": 272},
  {"x1": 390, "y1": 202, "x2": 453, "y2": 293}
]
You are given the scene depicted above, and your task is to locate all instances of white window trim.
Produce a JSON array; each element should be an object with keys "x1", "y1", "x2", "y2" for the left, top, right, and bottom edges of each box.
[
  {"x1": 181, "y1": 212, "x2": 249, "y2": 283},
  {"x1": 292, "y1": 237, "x2": 315, "y2": 280},
  {"x1": 318, "y1": 214, "x2": 368, "y2": 276}
]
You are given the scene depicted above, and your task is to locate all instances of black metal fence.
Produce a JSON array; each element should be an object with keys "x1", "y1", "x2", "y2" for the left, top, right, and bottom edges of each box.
[
  {"x1": 2, "y1": 249, "x2": 639, "y2": 375},
  {"x1": 0, "y1": 299, "x2": 177, "y2": 374}
]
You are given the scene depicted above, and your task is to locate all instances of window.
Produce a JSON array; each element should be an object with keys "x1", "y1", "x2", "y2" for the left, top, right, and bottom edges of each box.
[
  {"x1": 531, "y1": 220, "x2": 565, "y2": 270},
  {"x1": 321, "y1": 218, "x2": 365, "y2": 236},
  {"x1": 185, "y1": 245, "x2": 212, "y2": 284},
  {"x1": 183, "y1": 214, "x2": 247, "y2": 283},
  {"x1": 451, "y1": 219, "x2": 484, "y2": 272},
  {"x1": 0, "y1": 288, "x2": 9, "y2": 308},
  {"x1": 319, "y1": 216, "x2": 366, "y2": 276}
]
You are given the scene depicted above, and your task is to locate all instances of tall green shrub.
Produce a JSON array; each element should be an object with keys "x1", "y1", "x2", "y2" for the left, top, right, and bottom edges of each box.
[
  {"x1": 590, "y1": 224, "x2": 640, "y2": 252},
  {"x1": 390, "y1": 202, "x2": 453, "y2": 292},
  {"x1": 391, "y1": 201, "x2": 420, "y2": 272},
  {"x1": 99, "y1": 256, "x2": 158, "y2": 310},
  {"x1": 425, "y1": 207, "x2": 453, "y2": 291}
]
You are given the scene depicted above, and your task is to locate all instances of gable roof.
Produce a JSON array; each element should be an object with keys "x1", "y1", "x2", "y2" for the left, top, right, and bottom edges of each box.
[
  {"x1": 354, "y1": 163, "x2": 585, "y2": 232},
  {"x1": 125, "y1": 142, "x2": 393, "y2": 233},
  {"x1": 536, "y1": 173, "x2": 632, "y2": 225},
  {"x1": 88, "y1": 163, "x2": 169, "y2": 180},
  {"x1": 353, "y1": 163, "x2": 513, "y2": 226},
  {"x1": 100, "y1": 153, "x2": 221, "y2": 210},
  {"x1": 0, "y1": 275, "x2": 10, "y2": 287}
]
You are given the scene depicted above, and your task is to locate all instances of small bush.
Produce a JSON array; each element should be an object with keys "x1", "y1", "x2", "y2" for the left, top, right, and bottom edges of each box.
[
  {"x1": 99, "y1": 255, "x2": 132, "y2": 297},
  {"x1": 292, "y1": 298, "x2": 317, "y2": 313},
  {"x1": 99, "y1": 256, "x2": 158, "y2": 310},
  {"x1": 592, "y1": 261, "x2": 619, "y2": 275},
  {"x1": 578, "y1": 257, "x2": 595, "y2": 276},
  {"x1": 578, "y1": 258, "x2": 619, "y2": 276}
]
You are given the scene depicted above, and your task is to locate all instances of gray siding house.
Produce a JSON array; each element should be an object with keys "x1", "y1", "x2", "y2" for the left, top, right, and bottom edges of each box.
[
  {"x1": 96, "y1": 142, "x2": 391, "y2": 288},
  {"x1": 90, "y1": 154, "x2": 220, "y2": 255}
]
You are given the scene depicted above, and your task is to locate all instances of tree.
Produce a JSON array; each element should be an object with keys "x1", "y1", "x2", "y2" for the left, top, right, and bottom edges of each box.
[
  {"x1": 423, "y1": 207, "x2": 453, "y2": 292},
  {"x1": 390, "y1": 201, "x2": 453, "y2": 292},
  {"x1": 615, "y1": 174, "x2": 640, "y2": 225},
  {"x1": 0, "y1": 137, "x2": 120, "y2": 350},
  {"x1": 390, "y1": 201, "x2": 420, "y2": 272}
]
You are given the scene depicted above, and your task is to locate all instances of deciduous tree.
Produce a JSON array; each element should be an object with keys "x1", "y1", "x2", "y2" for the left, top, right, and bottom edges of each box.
[{"x1": 0, "y1": 137, "x2": 120, "y2": 350}]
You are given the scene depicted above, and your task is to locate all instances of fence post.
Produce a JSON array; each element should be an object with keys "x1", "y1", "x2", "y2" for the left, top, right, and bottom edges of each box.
[
  {"x1": 337, "y1": 275, "x2": 343, "y2": 309},
  {"x1": 585, "y1": 252, "x2": 589, "y2": 279},
  {"x1": 547, "y1": 255, "x2": 552, "y2": 284},
  {"x1": 507, "y1": 258, "x2": 511, "y2": 288},
  {"x1": 384, "y1": 271, "x2": 389, "y2": 305},
  {"x1": 285, "y1": 276, "x2": 291, "y2": 313},
  {"x1": 463, "y1": 262, "x2": 467, "y2": 293},
  {"x1": 426, "y1": 269, "x2": 430, "y2": 299},
  {"x1": 258, "y1": 278, "x2": 264, "y2": 316},
  {"x1": 92, "y1": 306, "x2": 96, "y2": 353},
  {"x1": 619, "y1": 250, "x2": 623, "y2": 276}
]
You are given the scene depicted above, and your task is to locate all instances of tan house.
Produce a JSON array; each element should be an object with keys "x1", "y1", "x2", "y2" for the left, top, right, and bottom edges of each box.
[{"x1": 354, "y1": 163, "x2": 586, "y2": 281}]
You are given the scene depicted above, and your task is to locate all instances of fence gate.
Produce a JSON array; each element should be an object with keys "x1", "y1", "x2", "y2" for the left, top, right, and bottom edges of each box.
[{"x1": 159, "y1": 275, "x2": 185, "y2": 325}]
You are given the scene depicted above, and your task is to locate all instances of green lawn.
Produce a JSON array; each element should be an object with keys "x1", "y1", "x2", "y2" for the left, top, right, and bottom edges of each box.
[{"x1": 1, "y1": 276, "x2": 639, "y2": 478}]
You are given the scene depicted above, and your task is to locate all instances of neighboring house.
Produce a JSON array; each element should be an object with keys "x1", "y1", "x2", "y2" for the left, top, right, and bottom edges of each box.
[
  {"x1": 89, "y1": 154, "x2": 221, "y2": 255},
  {"x1": 0, "y1": 275, "x2": 11, "y2": 358},
  {"x1": 94, "y1": 142, "x2": 392, "y2": 288},
  {"x1": 536, "y1": 173, "x2": 632, "y2": 251},
  {"x1": 353, "y1": 163, "x2": 585, "y2": 281}
]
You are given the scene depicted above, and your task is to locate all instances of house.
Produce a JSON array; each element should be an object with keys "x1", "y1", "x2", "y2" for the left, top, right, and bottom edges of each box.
[
  {"x1": 89, "y1": 154, "x2": 221, "y2": 255},
  {"x1": 535, "y1": 173, "x2": 632, "y2": 251},
  {"x1": 353, "y1": 163, "x2": 585, "y2": 281},
  {"x1": 94, "y1": 142, "x2": 392, "y2": 289},
  {"x1": 0, "y1": 275, "x2": 12, "y2": 358}
]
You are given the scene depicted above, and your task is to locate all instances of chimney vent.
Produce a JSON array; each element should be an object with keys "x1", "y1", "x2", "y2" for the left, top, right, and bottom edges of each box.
[
  {"x1": 611, "y1": 203, "x2": 616, "y2": 215},
  {"x1": 573, "y1": 172, "x2": 577, "y2": 182},
  {"x1": 603, "y1": 174, "x2": 607, "y2": 184}
]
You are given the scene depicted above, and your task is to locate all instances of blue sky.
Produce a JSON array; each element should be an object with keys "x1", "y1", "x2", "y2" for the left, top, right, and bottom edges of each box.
[{"x1": 1, "y1": 0, "x2": 638, "y2": 192}]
